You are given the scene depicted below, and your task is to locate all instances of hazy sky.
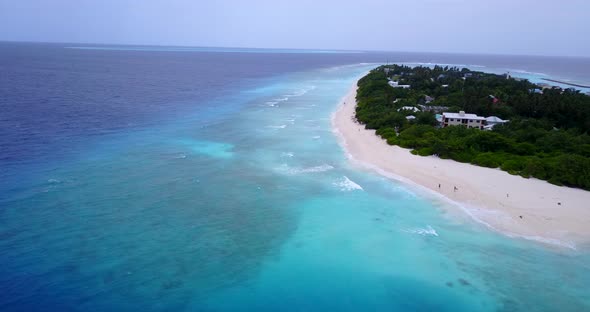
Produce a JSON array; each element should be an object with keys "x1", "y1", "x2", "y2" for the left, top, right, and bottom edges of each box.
[{"x1": 1, "y1": 0, "x2": 588, "y2": 57}]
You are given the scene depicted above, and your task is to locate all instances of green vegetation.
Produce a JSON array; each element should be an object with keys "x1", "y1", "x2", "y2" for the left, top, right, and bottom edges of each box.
[{"x1": 356, "y1": 65, "x2": 590, "y2": 190}]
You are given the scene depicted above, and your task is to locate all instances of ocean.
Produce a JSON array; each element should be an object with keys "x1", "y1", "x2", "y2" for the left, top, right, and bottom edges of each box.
[{"x1": 1, "y1": 42, "x2": 589, "y2": 311}]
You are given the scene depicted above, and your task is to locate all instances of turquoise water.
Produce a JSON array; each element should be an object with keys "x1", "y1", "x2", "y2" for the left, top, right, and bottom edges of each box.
[
  {"x1": 2, "y1": 59, "x2": 590, "y2": 311},
  {"x1": 191, "y1": 66, "x2": 590, "y2": 311}
]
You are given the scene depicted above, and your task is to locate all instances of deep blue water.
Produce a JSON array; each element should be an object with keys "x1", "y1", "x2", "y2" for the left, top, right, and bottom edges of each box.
[{"x1": 1, "y1": 42, "x2": 590, "y2": 311}]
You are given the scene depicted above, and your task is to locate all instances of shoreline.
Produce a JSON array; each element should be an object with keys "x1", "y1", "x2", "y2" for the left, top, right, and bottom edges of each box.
[{"x1": 332, "y1": 82, "x2": 590, "y2": 250}]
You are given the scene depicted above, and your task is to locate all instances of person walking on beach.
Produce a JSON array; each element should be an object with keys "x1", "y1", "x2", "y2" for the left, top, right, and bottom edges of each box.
[
  {"x1": 438, "y1": 183, "x2": 441, "y2": 189},
  {"x1": 454, "y1": 186, "x2": 458, "y2": 192}
]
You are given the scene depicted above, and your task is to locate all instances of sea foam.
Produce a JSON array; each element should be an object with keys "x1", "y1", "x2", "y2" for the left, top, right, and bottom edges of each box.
[
  {"x1": 284, "y1": 85, "x2": 316, "y2": 97},
  {"x1": 276, "y1": 164, "x2": 334, "y2": 175},
  {"x1": 402, "y1": 225, "x2": 439, "y2": 237},
  {"x1": 333, "y1": 176, "x2": 363, "y2": 191}
]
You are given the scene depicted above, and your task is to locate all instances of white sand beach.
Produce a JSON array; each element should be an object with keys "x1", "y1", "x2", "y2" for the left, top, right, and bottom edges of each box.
[{"x1": 333, "y1": 84, "x2": 590, "y2": 249}]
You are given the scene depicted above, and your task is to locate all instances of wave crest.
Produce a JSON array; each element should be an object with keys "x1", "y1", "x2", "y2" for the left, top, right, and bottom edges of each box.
[
  {"x1": 276, "y1": 164, "x2": 334, "y2": 175},
  {"x1": 333, "y1": 176, "x2": 363, "y2": 191}
]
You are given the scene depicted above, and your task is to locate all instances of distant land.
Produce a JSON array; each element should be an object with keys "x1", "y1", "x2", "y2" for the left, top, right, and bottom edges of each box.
[{"x1": 541, "y1": 78, "x2": 590, "y2": 89}]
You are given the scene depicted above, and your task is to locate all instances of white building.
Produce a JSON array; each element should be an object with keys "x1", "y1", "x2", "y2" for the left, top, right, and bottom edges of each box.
[
  {"x1": 485, "y1": 116, "x2": 508, "y2": 127},
  {"x1": 388, "y1": 81, "x2": 411, "y2": 89},
  {"x1": 441, "y1": 111, "x2": 485, "y2": 129},
  {"x1": 398, "y1": 106, "x2": 420, "y2": 112}
]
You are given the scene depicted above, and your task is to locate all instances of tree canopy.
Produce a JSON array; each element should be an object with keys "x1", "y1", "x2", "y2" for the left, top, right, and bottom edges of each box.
[{"x1": 356, "y1": 65, "x2": 590, "y2": 190}]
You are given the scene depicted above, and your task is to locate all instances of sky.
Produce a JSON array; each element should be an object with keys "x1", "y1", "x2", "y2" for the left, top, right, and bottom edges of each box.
[{"x1": 0, "y1": 0, "x2": 589, "y2": 57}]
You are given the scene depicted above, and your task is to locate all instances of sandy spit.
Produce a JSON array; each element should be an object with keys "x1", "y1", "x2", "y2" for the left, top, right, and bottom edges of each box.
[{"x1": 332, "y1": 83, "x2": 590, "y2": 249}]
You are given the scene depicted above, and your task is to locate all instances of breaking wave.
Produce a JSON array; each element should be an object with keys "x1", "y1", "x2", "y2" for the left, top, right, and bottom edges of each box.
[
  {"x1": 333, "y1": 176, "x2": 363, "y2": 191},
  {"x1": 275, "y1": 164, "x2": 334, "y2": 175}
]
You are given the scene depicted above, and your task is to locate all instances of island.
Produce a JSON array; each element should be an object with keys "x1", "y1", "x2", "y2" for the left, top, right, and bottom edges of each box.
[
  {"x1": 333, "y1": 65, "x2": 590, "y2": 248},
  {"x1": 357, "y1": 65, "x2": 590, "y2": 190}
]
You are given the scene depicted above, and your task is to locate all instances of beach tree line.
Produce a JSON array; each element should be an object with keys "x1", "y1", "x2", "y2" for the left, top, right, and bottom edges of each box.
[{"x1": 355, "y1": 65, "x2": 590, "y2": 190}]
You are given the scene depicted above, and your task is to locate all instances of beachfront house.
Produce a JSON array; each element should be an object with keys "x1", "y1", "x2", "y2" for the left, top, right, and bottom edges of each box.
[
  {"x1": 418, "y1": 104, "x2": 449, "y2": 113},
  {"x1": 441, "y1": 111, "x2": 485, "y2": 129},
  {"x1": 435, "y1": 114, "x2": 443, "y2": 124},
  {"x1": 483, "y1": 116, "x2": 509, "y2": 130},
  {"x1": 398, "y1": 106, "x2": 420, "y2": 112},
  {"x1": 388, "y1": 80, "x2": 411, "y2": 89}
]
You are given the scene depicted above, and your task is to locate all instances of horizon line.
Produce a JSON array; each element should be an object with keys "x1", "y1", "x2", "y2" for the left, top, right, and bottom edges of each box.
[{"x1": 1, "y1": 39, "x2": 590, "y2": 59}]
